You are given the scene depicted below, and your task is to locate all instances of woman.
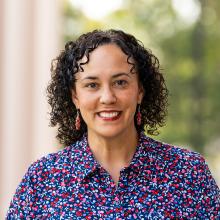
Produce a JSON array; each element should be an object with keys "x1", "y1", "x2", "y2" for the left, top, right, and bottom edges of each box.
[{"x1": 7, "y1": 29, "x2": 219, "y2": 219}]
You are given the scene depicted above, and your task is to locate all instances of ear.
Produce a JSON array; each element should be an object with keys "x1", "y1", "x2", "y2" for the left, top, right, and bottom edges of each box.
[
  {"x1": 71, "y1": 89, "x2": 80, "y2": 109},
  {"x1": 137, "y1": 85, "x2": 144, "y2": 104}
]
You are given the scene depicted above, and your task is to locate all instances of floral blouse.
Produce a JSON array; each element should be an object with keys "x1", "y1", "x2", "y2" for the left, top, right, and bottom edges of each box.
[{"x1": 6, "y1": 132, "x2": 220, "y2": 219}]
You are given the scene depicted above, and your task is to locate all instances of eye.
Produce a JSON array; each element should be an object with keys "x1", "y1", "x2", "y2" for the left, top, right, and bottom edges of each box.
[
  {"x1": 114, "y1": 80, "x2": 128, "y2": 87},
  {"x1": 85, "y1": 82, "x2": 98, "y2": 89}
]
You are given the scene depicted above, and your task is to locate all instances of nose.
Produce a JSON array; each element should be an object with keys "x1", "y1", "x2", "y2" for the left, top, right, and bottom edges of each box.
[{"x1": 99, "y1": 86, "x2": 117, "y2": 104}]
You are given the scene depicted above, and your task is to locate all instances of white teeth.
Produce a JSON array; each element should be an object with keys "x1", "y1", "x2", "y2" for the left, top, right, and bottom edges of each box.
[{"x1": 99, "y1": 112, "x2": 119, "y2": 118}]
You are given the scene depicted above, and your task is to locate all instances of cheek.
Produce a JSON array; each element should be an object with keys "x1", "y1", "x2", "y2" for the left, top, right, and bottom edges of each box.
[
  {"x1": 77, "y1": 92, "x2": 98, "y2": 111},
  {"x1": 78, "y1": 97, "x2": 97, "y2": 122},
  {"x1": 119, "y1": 92, "x2": 138, "y2": 112}
]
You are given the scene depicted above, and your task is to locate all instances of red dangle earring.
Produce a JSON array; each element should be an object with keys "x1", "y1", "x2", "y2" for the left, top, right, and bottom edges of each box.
[
  {"x1": 75, "y1": 109, "x2": 81, "y2": 130},
  {"x1": 137, "y1": 104, "x2": 142, "y2": 126}
]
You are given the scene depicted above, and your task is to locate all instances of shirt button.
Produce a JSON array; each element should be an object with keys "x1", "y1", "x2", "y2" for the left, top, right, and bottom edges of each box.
[{"x1": 115, "y1": 196, "x2": 120, "y2": 205}]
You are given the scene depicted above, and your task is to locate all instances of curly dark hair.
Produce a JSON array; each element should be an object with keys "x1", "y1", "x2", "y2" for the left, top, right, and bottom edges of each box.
[{"x1": 47, "y1": 29, "x2": 169, "y2": 146}]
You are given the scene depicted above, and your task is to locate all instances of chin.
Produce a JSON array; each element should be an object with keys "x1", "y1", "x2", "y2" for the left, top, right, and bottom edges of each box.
[
  {"x1": 93, "y1": 126, "x2": 133, "y2": 139},
  {"x1": 96, "y1": 130, "x2": 120, "y2": 139}
]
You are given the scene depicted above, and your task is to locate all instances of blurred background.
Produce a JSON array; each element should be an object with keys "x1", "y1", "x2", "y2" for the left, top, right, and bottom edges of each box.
[{"x1": 0, "y1": 0, "x2": 219, "y2": 218}]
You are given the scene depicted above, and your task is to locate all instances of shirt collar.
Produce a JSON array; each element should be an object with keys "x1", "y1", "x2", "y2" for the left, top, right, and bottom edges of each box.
[
  {"x1": 128, "y1": 132, "x2": 153, "y2": 172},
  {"x1": 70, "y1": 132, "x2": 153, "y2": 183},
  {"x1": 70, "y1": 134, "x2": 100, "y2": 183}
]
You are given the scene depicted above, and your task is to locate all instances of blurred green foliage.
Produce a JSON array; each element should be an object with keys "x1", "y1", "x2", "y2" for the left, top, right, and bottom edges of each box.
[{"x1": 62, "y1": 0, "x2": 220, "y2": 154}]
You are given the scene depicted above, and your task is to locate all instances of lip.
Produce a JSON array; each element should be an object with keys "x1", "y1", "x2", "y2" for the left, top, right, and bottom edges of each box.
[
  {"x1": 97, "y1": 110, "x2": 121, "y2": 113},
  {"x1": 97, "y1": 110, "x2": 122, "y2": 121}
]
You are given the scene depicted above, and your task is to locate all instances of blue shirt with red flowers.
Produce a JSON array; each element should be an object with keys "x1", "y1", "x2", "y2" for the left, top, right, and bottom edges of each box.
[{"x1": 6, "y1": 132, "x2": 220, "y2": 219}]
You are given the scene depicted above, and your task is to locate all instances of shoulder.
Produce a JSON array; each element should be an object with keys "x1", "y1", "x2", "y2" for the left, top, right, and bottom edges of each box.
[
  {"x1": 140, "y1": 132, "x2": 205, "y2": 168},
  {"x1": 139, "y1": 132, "x2": 212, "y2": 183},
  {"x1": 25, "y1": 137, "x2": 86, "y2": 184},
  {"x1": 139, "y1": 133, "x2": 220, "y2": 216},
  {"x1": 6, "y1": 138, "x2": 86, "y2": 219},
  {"x1": 140, "y1": 133, "x2": 220, "y2": 193}
]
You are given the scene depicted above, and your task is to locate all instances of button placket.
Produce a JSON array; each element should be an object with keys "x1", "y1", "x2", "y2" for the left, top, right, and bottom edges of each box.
[
  {"x1": 114, "y1": 168, "x2": 131, "y2": 219},
  {"x1": 114, "y1": 195, "x2": 120, "y2": 205}
]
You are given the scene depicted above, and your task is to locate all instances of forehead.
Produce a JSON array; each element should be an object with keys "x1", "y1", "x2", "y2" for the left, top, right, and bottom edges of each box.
[
  {"x1": 85, "y1": 44, "x2": 127, "y2": 63},
  {"x1": 77, "y1": 44, "x2": 135, "y2": 79}
]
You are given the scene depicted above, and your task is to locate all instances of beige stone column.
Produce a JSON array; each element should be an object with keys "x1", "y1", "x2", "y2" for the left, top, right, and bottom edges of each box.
[{"x1": 0, "y1": 0, "x2": 61, "y2": 218}]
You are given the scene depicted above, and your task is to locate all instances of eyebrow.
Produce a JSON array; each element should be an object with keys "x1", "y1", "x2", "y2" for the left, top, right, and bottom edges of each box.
[
  {"x1": 80, "y1": 72, "x2": 131, "y2": 81},
  {"x1": 113, "y1": 72, "x2": 131, "y2": 78}
]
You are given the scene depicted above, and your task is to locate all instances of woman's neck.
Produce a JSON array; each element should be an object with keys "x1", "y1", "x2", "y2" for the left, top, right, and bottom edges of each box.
[{"x1": 88, "y1": 128, "x2": 139, "y2": 175}]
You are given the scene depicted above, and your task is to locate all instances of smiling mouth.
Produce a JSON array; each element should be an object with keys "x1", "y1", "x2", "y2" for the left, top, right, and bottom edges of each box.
[{"x1": 97, "y1": 111, "x2": 121, "y2": 121}]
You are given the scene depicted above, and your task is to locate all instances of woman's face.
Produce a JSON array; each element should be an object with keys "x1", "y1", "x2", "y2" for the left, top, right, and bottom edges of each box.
[{"x1": 72, "y1": 44, "x2": 143, "y2": 139}]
